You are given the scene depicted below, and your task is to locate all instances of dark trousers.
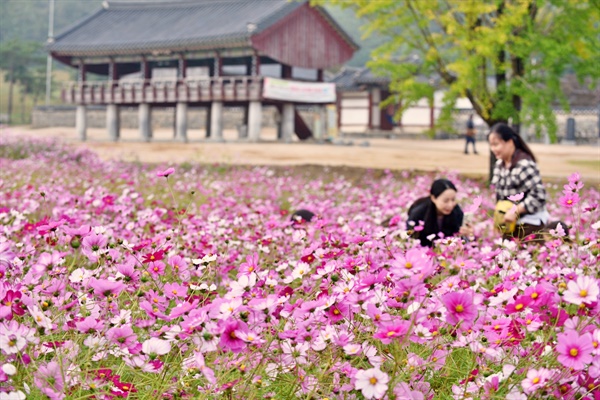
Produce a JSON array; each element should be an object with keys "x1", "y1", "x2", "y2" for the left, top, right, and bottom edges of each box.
[{"x1": 465, "y1": 136, "x2": 477, "y2": 153}]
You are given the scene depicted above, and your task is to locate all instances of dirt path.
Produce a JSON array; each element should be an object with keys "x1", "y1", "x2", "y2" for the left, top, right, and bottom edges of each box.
[{"x1": 5, "y1": 126, "x2": 599, "y2": 184}]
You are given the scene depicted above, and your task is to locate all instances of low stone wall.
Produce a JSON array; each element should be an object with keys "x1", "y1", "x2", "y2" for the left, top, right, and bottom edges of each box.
[{"x1": 32, "y1": 105, "x2": 319, "y2": 131}]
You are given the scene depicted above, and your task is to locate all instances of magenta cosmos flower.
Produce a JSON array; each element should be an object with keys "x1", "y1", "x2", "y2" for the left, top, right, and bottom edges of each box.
[
  {"x1": 156, "y1": 167, "x2": 175, "y2": 177},
  {"x1": 442, "y1": 291, "x2": 478, "y2": 325},
  {"x1": 556, "y1": 331, "x2": 594, "y2": 370}
]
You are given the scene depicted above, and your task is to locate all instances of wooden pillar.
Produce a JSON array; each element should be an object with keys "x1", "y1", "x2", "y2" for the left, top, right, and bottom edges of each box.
[
  {"x1": 251, "y1": 52, "x2": 260, "y2": 76},
  {"x1": 106, "y1": 58, "x2": 119, "y2": 141},
  {"x1": 282, "y1": 64, "x2": 292, "y2": 79},
  {"x1": 336, "y1": 91, "x2": 342, "y2": 130},
  {"x1": 76, "y1": 60, "x2": 87, "y2": 141},
  {"x1": 367, "y1": 90, "x2": 373, "y2": 130},
  {"x1": 213, "y1": 51, "x2": 222, "y2": 77},
  {"x1": 208, "y1": 52, "x2": 223, "y2": 141},
  {"x1": 76, "y1": 105, "x2": 87, "y2": 141},
  {"x1": 139, "y1": 103, "x2": 152, "y2": 141},
  {"x1": 176, "y1": 54, "x2": 188, "y2": 142},
  {"x1": 429, "y1": 97, "x2": 435, "y2": 130},
  {"x1": 178, "y1": 54, "x2": 187, "y2": 79},
  {"x1": 210, "y1": 101, "x2": 224, "y2": 141},
  {"x1": 281, "y1": 103, "x2": 294, "y2": 143},
  {"x1": 176, "y1": 102, "x2": 188, "y2": 142},
  {"x1": 141, "y1": 57, "x2": 151, "y2": 80},
  {"x1": 205, "y1": 106, "x2": 212, "y2": 139},
  {"x1": 107, "y1": 104, "x2": 120, "y2": 141},
  {"x1": 247, "y1": 101, "x2": 263, "y2": 142},
  {"x1": 109, "y1": 58, "x2": 118, "y2": 82},
  {"x1": 371, "y1": 88, "x2": 381, "y2": 130}
]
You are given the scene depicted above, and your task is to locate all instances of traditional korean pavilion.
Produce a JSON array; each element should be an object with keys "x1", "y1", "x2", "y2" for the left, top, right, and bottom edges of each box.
[{"x1": 47, "y1": 0, "x2": 358, "y2": 142}]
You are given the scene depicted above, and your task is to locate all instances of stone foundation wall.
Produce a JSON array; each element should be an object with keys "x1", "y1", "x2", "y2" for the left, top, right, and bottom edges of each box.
[{"x1": 32, "y1": 105, "x2": 318, "y2": 131}]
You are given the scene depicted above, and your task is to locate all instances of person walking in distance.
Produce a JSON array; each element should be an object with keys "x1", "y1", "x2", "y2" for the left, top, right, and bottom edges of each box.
[{"x1": 464, "y1": 114, "x2": 478, "y2": 154}]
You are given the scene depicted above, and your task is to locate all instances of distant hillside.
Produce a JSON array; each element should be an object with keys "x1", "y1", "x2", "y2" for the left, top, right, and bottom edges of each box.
[{"x1": 0, "y1": 0, "x2": 100, "y2": 44}]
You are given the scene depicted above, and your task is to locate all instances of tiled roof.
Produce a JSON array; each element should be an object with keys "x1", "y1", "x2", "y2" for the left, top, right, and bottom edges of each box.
[
  {"x1": 47, "y1": 0, "x2": 303, "y2": 56},
  {"x1": 328, "y1": 67, "x2": 390, "y2": 90}
]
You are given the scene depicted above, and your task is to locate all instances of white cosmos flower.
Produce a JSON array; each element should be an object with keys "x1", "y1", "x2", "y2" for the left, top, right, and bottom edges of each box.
[
  {"x1": 343, "y1": 343, "x2": 361, "y2": 355},
  {"x1": 0, "y1": 390, "x2": 26, "y2": 400},
  {"x1": 27, "y1": 306, "x2": 52, "y2": 330},
  {"x1": 1, "y1": 363, "x2": 17, "y2": 375},
  {"x1": 354, "y1": 368, "x2": 389, "y2": 399},
  {"x1": 142, "y1": 338, "x2": 171, "y2": 356},
  {"x1": 227, "y1": 273, "x2": 257, "y2": 298},
  {"x1": 0, "y1": 333, "x2": 26, "y2": 354}
]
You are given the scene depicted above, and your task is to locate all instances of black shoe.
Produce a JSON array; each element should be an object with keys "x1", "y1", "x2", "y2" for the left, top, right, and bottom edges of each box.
[
  {"x1": 464, "y1": 151, "x2": 469, "y2": 154},
  {"x1": 474, "y1": 151, "x2": 479, "y2": 154}
]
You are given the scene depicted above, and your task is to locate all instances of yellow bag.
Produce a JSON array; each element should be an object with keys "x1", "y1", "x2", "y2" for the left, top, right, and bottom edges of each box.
[{"x1": 494, "y1": 200, "x2": 517, "y2": 234}]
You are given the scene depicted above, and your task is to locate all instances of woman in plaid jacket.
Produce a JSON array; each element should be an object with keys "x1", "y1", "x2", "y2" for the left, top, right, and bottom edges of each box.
[{"x1": 488, "y1": 123, "x2": 549, "y2": 240}]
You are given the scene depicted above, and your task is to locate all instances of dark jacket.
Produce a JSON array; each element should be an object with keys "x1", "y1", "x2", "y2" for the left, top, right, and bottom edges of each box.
[{"x1": 406, "y1": 199, "x2": 464, "y2": 247}]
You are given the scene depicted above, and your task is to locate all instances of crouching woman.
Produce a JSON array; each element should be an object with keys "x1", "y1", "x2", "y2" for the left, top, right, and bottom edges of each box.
[
  {"x1": 488, "y1": 123, "x2": 549, "y2": 241},
  {"x1": 407, "y1": 179, "x2": 472, "y2": 247}
]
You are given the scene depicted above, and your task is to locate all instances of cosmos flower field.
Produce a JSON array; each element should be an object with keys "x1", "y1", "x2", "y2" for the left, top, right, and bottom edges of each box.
[{"x1": 0, "y1": 133, "x2": 599, "y2": 400}]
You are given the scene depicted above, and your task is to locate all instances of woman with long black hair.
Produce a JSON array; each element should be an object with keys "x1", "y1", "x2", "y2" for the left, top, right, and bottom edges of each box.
[
  {"x1": 488, "y1": 123, "x2": 549, "y2": 240},
  {"x1": 406, "y1": 179, "x2": 470, "y2": 247}
]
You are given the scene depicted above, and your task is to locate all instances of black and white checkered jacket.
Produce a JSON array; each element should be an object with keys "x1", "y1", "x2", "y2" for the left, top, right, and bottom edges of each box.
[{"x1": 491, "y1": 150, "x2": 546, "y2": 214}]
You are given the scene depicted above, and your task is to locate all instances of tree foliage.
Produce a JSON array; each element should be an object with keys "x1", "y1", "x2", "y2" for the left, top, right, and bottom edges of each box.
[
  {"x1": 0, "y1": 40, "x2": 45, "y2": 123},
  {"x1": 315, "y1": 0, "x2": 600, "y2": 141}
]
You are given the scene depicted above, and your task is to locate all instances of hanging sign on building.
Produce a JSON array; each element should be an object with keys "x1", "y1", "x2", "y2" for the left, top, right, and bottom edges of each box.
[{"x1": 263, "y1": 77, "x2": 336, "y2": 103}]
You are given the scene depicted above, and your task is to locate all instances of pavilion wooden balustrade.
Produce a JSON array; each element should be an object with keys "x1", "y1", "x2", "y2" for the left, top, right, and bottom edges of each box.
[{"x1": 62, "y1": 76, "x2": 264, "y2": 105}]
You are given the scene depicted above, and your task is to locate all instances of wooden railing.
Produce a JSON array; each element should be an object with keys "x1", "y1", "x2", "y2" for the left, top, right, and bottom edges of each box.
[{"x1": 62, "y1": 76, "x2": 264, "y2": 104}]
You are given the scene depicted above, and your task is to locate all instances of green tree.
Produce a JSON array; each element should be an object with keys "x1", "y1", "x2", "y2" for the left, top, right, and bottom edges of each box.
[
  {"x1": 315, "y1": 0, "x2": 600, "y2": 141},
  {"x1": 0, "y1": 40, "x2": 44, "y2": 124}
]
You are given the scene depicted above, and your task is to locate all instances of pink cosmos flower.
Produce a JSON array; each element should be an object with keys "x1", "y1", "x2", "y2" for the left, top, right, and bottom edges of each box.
[
  {"x1": 463, "y1": 195, "x2": 482, "y2": 214},
  {"x1": 1, "y1": 289, "x2": 25, "y2": 319},
  {"x1": 106, "y1": 326, "x2": 138, "y2": 349},
  {"x1": 563, "y1": 275, "x2": 599, "y2": 305},
  {"x1": 219, "y1": 319, "x2": 249, "y2": 353},
  {"x1": 88, "y1": 278, "x2": 126, "y2": 298},
  {"x1": 156, "y1": 167, "x2": 175, "y2": 177},
  {"x1": 507, "y1": 193, "x2": 524, "y2": 202},
  {"x1": 354, "y1": 368, "x2": 389, "y2": 399},
  {"x1": 394, "y1": 382, "x2": 424, "y2": 400},
  {"x1": 373, "y1": 321, "x2": 410, "y2": 344},
  {"x1": 505, "y1": 296, "x2": 532, "y2": 314},
  {"x1": 163, "y1": 282, "x2": 188, "y2": 299},
  {"x1": 239, "y1": 252, "x2": 259, "y2": 275},
  {"x1": 556, "y1": 331, "x2": 594, "y2": 370},
  {"x1": 564, "y1": 172, "x2": 584, "y2": 192},
  {"x1": 521, "y1": 368, "x2": 553, "y2": 394},
  {"x1": 442, "y1": 291, "x2": 478, "y2": 325},
  {"x1": 559, "y1": 192, "x2": 580, "y2": 208},
  {"x1": 75, "y1": 317, "x2": 104, "y2": 333},
  {"x1": 147, "y1": 261, "x2": 166, "y2": 278},
  {"x1": 34, "y1": 361, "x2": 64, "y2": 395}
]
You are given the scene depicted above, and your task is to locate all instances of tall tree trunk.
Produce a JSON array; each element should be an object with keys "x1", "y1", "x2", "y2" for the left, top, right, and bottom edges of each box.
[
  {"x1": 20, "y1": 90, "x2": 25, "y2": 124},
  {"x1": 7, "y1": 78, "x2": 14, "y2": 125},
  {"x1": 511, "y1": 56, "x2": 524, "y2": 134}
]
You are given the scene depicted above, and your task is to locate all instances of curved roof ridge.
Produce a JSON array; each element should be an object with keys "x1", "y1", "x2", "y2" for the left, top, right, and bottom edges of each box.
[
  {"x1": 105, "y1": 0, "x2": 291, "y2": 9},
  {"x1": 51, "y1": 6, "x2": 106, "y2": 43}
]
